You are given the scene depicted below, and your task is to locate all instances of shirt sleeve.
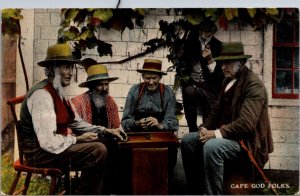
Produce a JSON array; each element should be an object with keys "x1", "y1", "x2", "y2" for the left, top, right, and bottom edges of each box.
[
  {"x1": 121, "y1": 90, "x2": 137, "y2": 131},
  {"x1": 207, "y1": 61, "x2": 217, "y2": 73},
  {"x1": 160, "y1": 88, "x2": 179, "y2": 131},
  {"x1": 27, "y1": 89, "x2": 76, "y2": 154}
]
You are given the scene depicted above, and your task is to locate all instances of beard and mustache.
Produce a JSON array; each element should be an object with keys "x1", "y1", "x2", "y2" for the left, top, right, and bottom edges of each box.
[{"x1": 52, "y1": 67, "x2": 67, "y2": 100}]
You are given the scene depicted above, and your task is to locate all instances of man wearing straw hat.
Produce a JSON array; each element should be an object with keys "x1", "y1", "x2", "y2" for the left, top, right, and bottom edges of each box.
[
  {"x1": 181, "y1": 42, "x2": 273, "y2": 194},
  {"x1": 20, "y1": 43, "x2": 126, "y2": 194},
  {"x1": 121, "y1": 59, "x2": 179, "y2": 193},
  {"x1": 72, "y1": 59, "x2": 127, "y2": 194},
  {"x1": 122, "y1": 59, "x2": 179, "y2": 133}
]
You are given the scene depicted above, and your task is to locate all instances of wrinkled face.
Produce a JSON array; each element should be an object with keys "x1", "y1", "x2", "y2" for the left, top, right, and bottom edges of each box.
[
  {"x1": 142, "y1": 72, "x2": 162, "y2": 92},
  {"x1": 91, "y1": 80, "x2": 110, "y2": 95},
  {"x1": 221, "y1": 60, "x2": 242, "y2": 78},
  {"x1": 58, "y1": 64, "x2": 74, "y2": 87}
]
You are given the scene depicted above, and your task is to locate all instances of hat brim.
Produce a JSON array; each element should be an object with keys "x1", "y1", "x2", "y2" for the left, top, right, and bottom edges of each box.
[
  {"x1": 37, "y1": 59, "x2": 82, "y2": 67},
  {"x1": 137, "y1": 69, "x2": 167, "y2": 75},
  {"x1": 79, "y1": 77, "x2": 119, "y2": 88},
  {"x1": 214, "y1": 55, "x2": 252, "y2": 61}
]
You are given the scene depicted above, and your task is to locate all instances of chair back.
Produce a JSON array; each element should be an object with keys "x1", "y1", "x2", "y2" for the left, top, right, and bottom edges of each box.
[{"x1": 7, "y1": 95, "x2": 26, "y2": 164}]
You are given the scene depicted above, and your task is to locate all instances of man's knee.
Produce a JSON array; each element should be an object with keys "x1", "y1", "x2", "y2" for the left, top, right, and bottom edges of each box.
[
  {"x1": 203, "y1": 139, "x2": 221, "y2": 157},
  {"x1": 86, "y1": 142, "x2": 108, "y2": 166},
  {"x1": 181, "y1": 132, "x2": 199, "y2": 151},
  {"x1": 183, "y1": 85, "x2": 197, "y2": 98}
]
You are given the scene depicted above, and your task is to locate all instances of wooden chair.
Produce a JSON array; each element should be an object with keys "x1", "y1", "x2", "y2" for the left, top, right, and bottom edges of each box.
[{"x1": 7, "y1": 95, "x2": 64, "y2": 195}]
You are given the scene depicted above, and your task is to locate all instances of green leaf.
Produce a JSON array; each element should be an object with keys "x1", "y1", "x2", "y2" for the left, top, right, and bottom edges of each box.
[
  {"x1": 224, "y1": 8, "x2": 235, "y2": 21},
  {"x1": 265, "y1": 8, "x2": 279, "y2": 16},
  {"x1": 2, "y1": 9, "x2": 23, "y2": 20},
  {"x1": 247, "y1": 8, "x2": 256, "y2": 18},
  {"x1": 93, "y1": 9, "x2": 113, "y2": 23},
  {"x1": 63, "y1": 30, "x2": 76, "y2": 40},
  {"x1": 186, "y1": 14, "x2": 202, "y2": 25},
  {"x1": 135, "y1": 8, "x2": 146, "y2": 16},
  {"x1": 64, "y1": 9, "x2": 79, "y2": 21}
]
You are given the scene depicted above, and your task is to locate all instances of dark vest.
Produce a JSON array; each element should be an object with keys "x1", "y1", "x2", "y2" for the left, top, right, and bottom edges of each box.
[
  {"x1": 218, "y1": 81, "x2": 237, "y2": 128},
  {"x1": 20, "y1": 80, "x2": 74, "y2": 157}
]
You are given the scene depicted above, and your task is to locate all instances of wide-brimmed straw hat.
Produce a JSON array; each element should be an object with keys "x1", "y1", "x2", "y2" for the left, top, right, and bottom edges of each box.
[
  {"x1": 137, "y1": 59, "x2": 167, "y2": 75},
  {"x1": 214, "y1": 42, "x2": 252, "y2": 61},
  {"x1": 37, "y1": 43, "x2": 82, "y2": 67},
  {"x1": 79, "y1": 63, "x2": 119, "y2": 88}
]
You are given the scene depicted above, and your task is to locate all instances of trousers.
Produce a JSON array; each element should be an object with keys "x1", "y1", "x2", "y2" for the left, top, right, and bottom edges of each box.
[
  {"x1": 181, "y1": 132, "x2": 241, "y2": 194},
  {"x1": 25, "y1": 142, "x2": 107, "y2": 195},
  {"x1": 182, "y1": 84, "x2": 217, "y2": 132}
]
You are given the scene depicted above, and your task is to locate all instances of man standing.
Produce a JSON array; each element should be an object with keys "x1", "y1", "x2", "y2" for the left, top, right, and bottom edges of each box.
[
  {"x1": 181, "y1": 42, "x2": 274, "y2": 194},
  {"x1": 20, "y1": 43, "x2": 125, "y2": 194},
  {"x1": 181, "y1": 18, "x2": 224, "y2": 132},
  {"x1": 72, "y1": 60, "x2": 126, "y2": 194}
]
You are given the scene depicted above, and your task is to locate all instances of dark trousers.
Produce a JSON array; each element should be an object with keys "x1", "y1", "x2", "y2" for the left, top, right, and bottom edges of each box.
[
  {"x1": 25, "y1": 142, "x2": 107, "y2": 195},
  {"x1": 182, "y1": 84, "x2": 217, "y2": 132}
]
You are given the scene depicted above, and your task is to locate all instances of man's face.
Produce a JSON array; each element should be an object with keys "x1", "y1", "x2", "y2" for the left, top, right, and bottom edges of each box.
[
  {"x1": 199, "y1": 30, "x2": 214, "y2": 42},
  {"x1": 58, "y1": 64, "x2": 74, "y2": 87},
  {"x1": 221, "y1": 60, "x2": 242, "y2": 78},
  {"x1": 142, "y1": 73, "x2": 162, "y2": 92},
  {"x1": 91, "y1": 80, "x2": 110, "y2": 95}
]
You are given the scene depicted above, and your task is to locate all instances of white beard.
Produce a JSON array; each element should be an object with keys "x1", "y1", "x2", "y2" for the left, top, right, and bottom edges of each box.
[{"x1": 52, "y1": 68, "x2": 67, "y2": 100}]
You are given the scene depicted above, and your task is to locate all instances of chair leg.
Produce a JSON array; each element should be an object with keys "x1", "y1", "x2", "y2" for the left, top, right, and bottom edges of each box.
[
  {"x1": 9, "y1": 171, "x2": 21, "y2": 195},
  {"x1": 49, "y1": 176, "x2": 58, "y2": 195},
  {"x1": 22, "y1": 172, "x2": 32, "y2": 195}
]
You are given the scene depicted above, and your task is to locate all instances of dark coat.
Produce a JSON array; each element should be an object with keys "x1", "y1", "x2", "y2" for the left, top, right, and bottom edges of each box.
[
  {"x1": 203, "y1": 65, "x2": 274, "y2": 168},
  {"x1": 180, "y1": 30, "x2": 224, "y2": 95}
]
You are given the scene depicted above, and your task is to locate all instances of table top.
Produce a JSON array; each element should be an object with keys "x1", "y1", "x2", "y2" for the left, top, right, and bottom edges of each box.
[{"x1": 119, "y1": 132, "x2": 180, "y2": 148}]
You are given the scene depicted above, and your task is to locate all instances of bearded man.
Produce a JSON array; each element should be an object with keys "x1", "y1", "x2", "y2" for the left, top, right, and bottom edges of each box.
[
  {"x1": 19, "y1": 43, "x2": 126, "y2": 194},
  {"x1": 72, "y1": 59, "x2": 126, "y2": 194}
]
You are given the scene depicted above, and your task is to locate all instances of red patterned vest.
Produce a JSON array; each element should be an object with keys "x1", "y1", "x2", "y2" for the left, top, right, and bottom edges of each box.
[{"x1": 44, "y1": 83, "x2": 75, "y2": 136}]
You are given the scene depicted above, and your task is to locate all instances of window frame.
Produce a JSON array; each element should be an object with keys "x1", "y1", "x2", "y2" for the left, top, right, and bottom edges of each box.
[{"x1": 272, "y1": 9, "x2": 299, "y2": 99}]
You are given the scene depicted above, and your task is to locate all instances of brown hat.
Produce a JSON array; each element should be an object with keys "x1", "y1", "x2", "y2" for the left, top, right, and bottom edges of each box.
[
  {"x1": 213, "y1": 42, "x2": 252, "y2": 61},
  {"x1": 137, "y1": 59, "x2": 167, "y2": 75},
  {"x1": 37, "y1": 43, "x2": 82, "y2": 67}
]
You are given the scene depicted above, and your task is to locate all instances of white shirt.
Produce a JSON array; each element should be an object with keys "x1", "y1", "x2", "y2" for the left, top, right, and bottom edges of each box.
[{"x1": 27, "y1": 89, "x2": 105, "y2": 154}]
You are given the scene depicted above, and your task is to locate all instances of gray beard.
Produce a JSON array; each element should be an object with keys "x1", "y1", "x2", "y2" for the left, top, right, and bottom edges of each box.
[
  {"x1": 53, "y1": 68, "x2": 66, "y2": 100},
  {"x1": 91, "y1": 92, "x2": 106, "y2": 111}
]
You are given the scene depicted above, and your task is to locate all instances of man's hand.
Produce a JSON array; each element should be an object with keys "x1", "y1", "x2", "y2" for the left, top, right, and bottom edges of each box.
[
  {"x1": 76, "y1": 132, "x2": 98, "y2": 143},
  {"x1": 105, "y1": 127, "x2": 128, "y2": 141},
  {"x1": 136, "y1": 117, "x2": 163, "y2": 130},
  {"x1": 199, "y1": 127, "x2": 215, "y2": 143},
  {"x1": 202, "y1": 45, "x2": 214, "y2": 64},
  {"x1": 190, "y1": 72, "x2": 201, "y2": 83}
]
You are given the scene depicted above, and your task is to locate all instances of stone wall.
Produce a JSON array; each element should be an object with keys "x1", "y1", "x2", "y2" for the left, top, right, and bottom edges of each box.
[{"x1": 17, "y1": 8, "x2": 299, "y2": 170}]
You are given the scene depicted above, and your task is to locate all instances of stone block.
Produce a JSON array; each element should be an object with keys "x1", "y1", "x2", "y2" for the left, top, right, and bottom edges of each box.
[
  {"x1": 35, "y1": 12, "x2": 51, "y2": 26},
  {"x1": 34, "y1": 26, "x2": 41, "y2": 39},
  {"x1": 271, "y1": 143, "x2": 299, "y2": 157},
  {"x1": 50, "y1": 12, "x2": 61, "y2": 26},
  {"x1": 147, "y1": 28, "x2": 162, "y2": 41},
  {"x1": 34, "y1": 40, "x2": 48, "y2": 54},
  {"x1": 241, "y1": 31, "x2": 262, "y2": 46},
  {"x1": 244, "y1": 45, "x2": 262, "y2": 60},
  {"x1": 271, "y1": 107, "x2": 299, "y2": 119},
  {"x1": 112, "y1": 41, "x2": 127, "y2": 56},
  {"x1": 230, "y1": 31, "x2": 241, "y2": 42},
  {"x1": 127, "y1": 42, "x2": 145, "y2": 56},
  {"x1": 143, "y1": 15, "x2": 156, "y2": 28},
  {"x1": 99, "y1": 28, "x2": 122, "y2": 42},
  {"x1": 41, "y1": 26, "x2": 59, "y2": 40},
  {"x1": 215, "y1": 30, "x2": 230, "y2": 42},
  {"x1": 128, "y1": 71, "x2": 142, "y2": 85},
  {"x1": 270, "y1": 118, "x2": 299, "y2": 131},
  {"x1": 267, "y1": 156, "x2": 288, "y2": 170}
]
